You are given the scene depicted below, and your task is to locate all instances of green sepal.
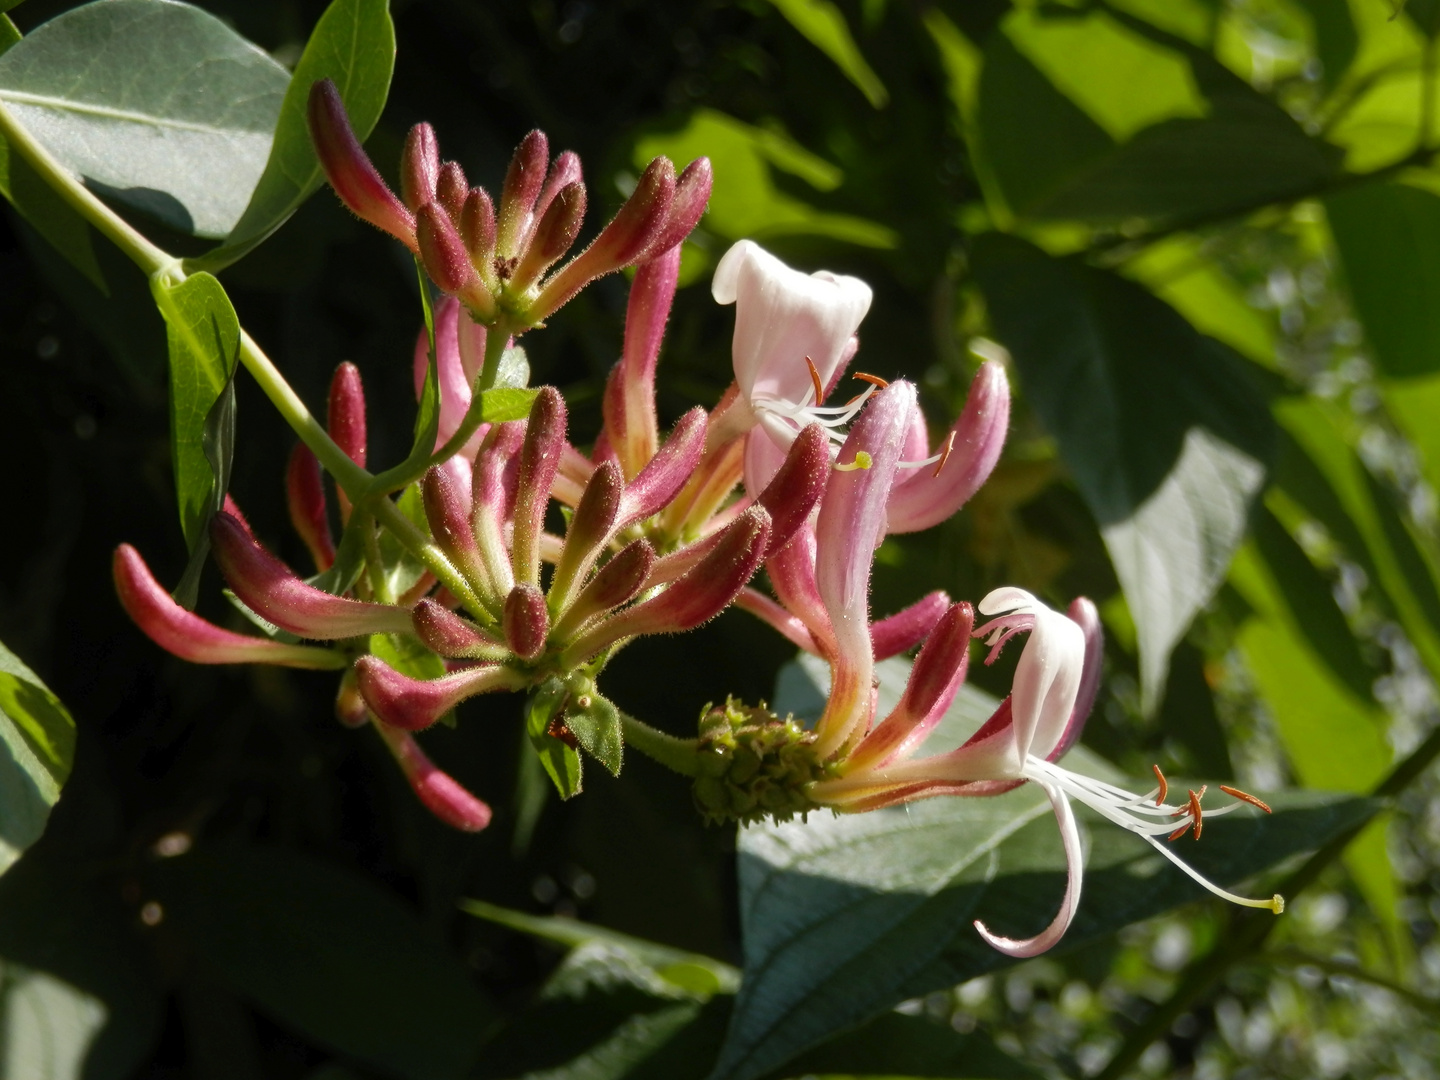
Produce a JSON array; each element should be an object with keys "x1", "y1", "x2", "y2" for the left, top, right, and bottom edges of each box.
[{"x1": 525, "y1": 677, "x2": 582, "y2": 799}]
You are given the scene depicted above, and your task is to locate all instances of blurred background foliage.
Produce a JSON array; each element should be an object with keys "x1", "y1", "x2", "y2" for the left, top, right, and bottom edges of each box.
[{"x1": 4, "y1": 0, "x2": 1440, "y2": 1077}]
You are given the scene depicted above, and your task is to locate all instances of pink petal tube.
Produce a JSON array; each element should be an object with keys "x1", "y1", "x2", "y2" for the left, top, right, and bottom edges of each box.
[
  {"x1": 307, "y1": 79, "x2": 415, "y2": 250},
  {"x1": 512, "y1": 387, "x2": 567, "y2": 587},
  {"x1": 371, "y1": 718, "x2": 492, "y2": 832},
  {"x1": 617, "y1": 406, "x2": 706, "y2": 528},
  {"x1": 497, "y1": 130, "x2": 550, "y2": 257},
  {"x1": 885, "y1": 361, "x2": 1010, "y2": 534},
  {"x1": 551, "y1": 539, "x2": 657, "y2": 642},
  {"x1": 400, "y1": 122, "x2": 440, "y2": 212},
  {"x1": 604, "y1": 245, "x2": 680, "y2": 480},
  {"x1": 210, "y1": 513, "x2": 414, "y2": 640},
  {"x1": 756, "y1": 423, "x2": 829, "y2": 558},
  {"x1": 286, "y1": 443, "x2": 334, "y2": 573},
  {"x1": 870, "y1": 590, "x2": 951, "y2": 661},
  {"x1": 412, "y1": 598, "x2": 509, "y2": 661},
  {"x1": 355, "y1": 656, "x2": 525, "y2": 730},
  {"x1": 113, "y1": 546, "x2": 345, "y2": 670}
]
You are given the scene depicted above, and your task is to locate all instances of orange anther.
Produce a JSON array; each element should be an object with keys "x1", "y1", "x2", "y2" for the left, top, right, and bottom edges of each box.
[
  {"x1": 1168, "y1": 822, "x2": 1193, "y2": 842},
  {"x1": 1152, "y1": 763, "x2": 1168, "y2": 805},
  {"x1": 1220, "y1": 785, "x2": 1273, "y2": 814},
  {"x1": 853, "y1": 371, "x2": 890, "y2": 389},
  {"x1": 933, "y1": 431, "x2": 956, "y2": 478},
  {"x1": 1187, "y1": 788, "x2": 1205, "y2": 840},
  {"x1": 805, "y1": 356, "x2": 824, "y2": 404}
]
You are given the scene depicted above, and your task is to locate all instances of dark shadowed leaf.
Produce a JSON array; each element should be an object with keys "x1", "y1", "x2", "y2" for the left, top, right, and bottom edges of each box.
[
  {"x1": 0, "y1": 641, "x2": 74, "y2": 878},
  {"x1": 972, "y1": 234, "x2": 1275, "y2": 711},
  {"x1": 0, "y1": 0, "x2": 290, "y2": 237},
  {"x1": 148, "y1": 844, "x2": 494, "y2": 1080}
]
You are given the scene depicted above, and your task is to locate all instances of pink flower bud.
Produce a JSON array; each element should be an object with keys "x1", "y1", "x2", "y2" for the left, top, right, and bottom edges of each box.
[
  {"x1": 503, "y1": 582, "x2": 549, "y2": 660},
  {"x1": 511, "y1": 181, "x2": 586, "y2": 291},
  {"x1": 885, "y1": 361, "x2": 1010, "y2": 534},
  {"x1": 210, "y1": 513, "x2": 413, "y2": 639},
  {"x1": 871, "y1": 590, "x2": 951, "y2": 660},
  {"x1": 642, "y1": 157, "x2": 712, "y2": 258},
  {"x1": 371, "y1": 719, "x2": 492, "y2": 831},
  {"x1": 400, "y1": 123, "x2": 439, "y2": 212},
  {"x1": 412, "y1": 597, "x2": 508, "y2": 660},
  {"x1": 617, "y1": 407, "x2": 706, "y2": 529},
  {"x1": 471, "y1": 420, "x2": 526, "y2": 595},
  {"x1": 286, "y1": 443, "x2": 335, "y2": 572},
  {"x1": 512, "y1": 387, "x2": 567, "y2": 587},
  {"x1": 756, "y1": 422, "x2": 829, "y2": 557},
  {"x1": 417, "y1": 203, "x2": 487, "y2": 311},
  {"x1": 114, "y1": 545, "x2": 347, "y2": 669},
  {"x1": 551, "y1": 539, "x2": 656, "y2": 642},
  {"x1": 531, "y1": 151, "x2": 583, "y2": 234},
  {"x1": 436, "y1": 161, "x2": 469, "y2": 223},
  {"x1": 562, "y1": 506, "x2": 770, "y2": 665},
  {"x1": 335, "y1": 667, "x2": 370, "y2": 727},
  {"x1": 423, "y1": 464, "x2": 488, "y2": 593},
  {"x1": 550, "y1": 460, "x2": 625, "y2": 614},
  {"x1": 327, "y1": 361, "x2": 368, "y2": 468},
  {"x1": 605, "y1": 246, "x2": 679, "y2": 479},
  {"x1": 498, "y1": 129, "x2": 549, "y2": 256},
  {"x1": 355, "y1": 655, "x2": 523, "y2": 730},
  {"x1": 307, "y1": 79, "x2": 415, "y2": 250},
  {"x1": 529, "y1": 157, "x2": 677, "y2": 323}
]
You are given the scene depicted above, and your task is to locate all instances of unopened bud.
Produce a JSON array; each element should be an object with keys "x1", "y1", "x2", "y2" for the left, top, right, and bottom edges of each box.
[
  {"x1": 870, "y1": 590, "x2": 950, "y2": 660},
  {"x1": 210, "y1": 513, "x2": 413, "y2": 640},
  {"x1": 512, "y1": 387, "x2": 567, "y2": 587},
  {"x1": 461, "y1": 187, "x2": 498, "y2": 278},
  {"x1": 551, "y1": 539, "x2": 656, "y2": 642},
  {"x1": 550, "y1": 460, "x2": 624, "y2": 615},
  {"x1": 617, "y1": 407, "x2": 706, "y2": 529},
  {"x1": 327, "y1": 361, "x2": 367, "y2": 522},
  {"x1": 423, "y1": 465, "x2": 487, "y2": 594},
  {"x1": 417, "y1": 202, "x2": 481, "y2": 298},
  {"x1": 436, "y1": 161, "x2": 469, "y2": 223},
  {"x1": 400, "y1": 123, "x2": 440, "y2": 212},
  {"x1": 531, "y1": 151, "x2": 583, "y2": 233},
  {"x1": 372, "y1": 719, "x2": 493, "y2": 831},
  {"x1": 307, "y1": 79, "x2": 415, "y2": 249},
  {"x1": 756, "y1": 422, "x2": 829, "y2": 557},
  {"x1": 286, "y1": 443, "x2": 335, "y2": 572},
  {"x1": 504, "y1": 583, "x2": 550, "y2": 660},
  {"x1": 413, "y1": 598, "x2": 507, "y2": 659},
  {"x1": 355, "y1": 655, "x2": 523, "y2": 730},
  {"x1": 606, "y1": 246, "x2": 679, "y2": 479},
  {"x1": 511, "y1": 181, "x2": 586, "y2": 291},
  {"x1": 642, "y1": 156, "x2": 712, "y2": 258},
  {"x1": 335, "y1": 667, "x2": 369, "y2": 727},
  {"x1": 498, "y1": 129, "x2": 549, "y2": 256}
]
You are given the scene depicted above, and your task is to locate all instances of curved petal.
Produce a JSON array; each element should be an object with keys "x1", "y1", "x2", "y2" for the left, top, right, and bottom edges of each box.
[
  {"x1": 414, "y1": 297, "x2": 486, "y2": 457},
  {"x1": 977, "y1": 588, "x2": 1085, "y2": 759},
  {"x1": 973, "y1": 782, "x2": 1083, "y2": 957}
]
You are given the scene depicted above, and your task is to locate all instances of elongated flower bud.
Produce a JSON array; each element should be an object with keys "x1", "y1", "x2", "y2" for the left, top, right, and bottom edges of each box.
[
  {"x1": 471, "y1": 420, "x2": 525, "y2": 596},
  {"x1": 423, "y1": 465, "x2": 488, "y2": 595},
  {"x1": 504, "y1": 583, "x2": 549, "y2": 660},
  {"x1": 210, "y1": 513, "x2": 413, "y2": 639},
  {"x1": 412, "y1": 598, "x2": 508, "y2": 660},
  {"x1": 870, "y1": 590, "x2": 950, "y2": 660},
  {"x1": 355, "y1": 656, "x2": 524, "y2": 730},
  {"x1": 400, "y1": 123, "x2": 440, "y2": 212},
  {"x1": 529, "y1": 157, "x2": 677, "y2": 323},
  {"x1": 307, "y1": 80, "x2": 415, "y2": 250},
  {"x1": 756, "y1": 423, "x2": 829, "y2": 557},
  {"x1": 417, "y1": 202, "x2": 483, "y2": 301},
  {"x1": 372, "y1": 719, "x2": 492, "y2": 831},
  {"x1": 497, "y1": 130, "x2": 549, "y2": 256},
  {"x1": 617, "y1": 406, "x2": 706, "y2": 529},
  {"x1": 328, "y1": 361, "x2": 367, "y2": 468},
  {"x1": 511, "y1": 181, "x2": 586, "y2": 291},
  {"x1": 531, "y1": 151, "x2": 583, "y2": 232},
  {"x1": 606, "y1": 247, "x2": 679, "y2": 479},
  {"x1": 512, "y1": 387, "x2": 567, "y2": 587},
  {"x1": 642, "y1": 156, "x2": 713, "y2": 258},
  {"x1": 114, "y1": 545, "x2": 346, "y2": 669},
  {"x1": 286, "y1": 443, "x2": 334, "y2": 572},
  {"x1": 550, "y1": 460, "x2": 625, "y2": 614},
  {"x1": 436, "y1": 161, "x2": 469, "y2": 223},
  {"x1": 562, "y1": 506, "x2": 770, "y2": 665},
  {"x1": 461, "y1": 187, "x2": 498, "y2": 277},
  {"x1": 551, "y1": 539, "x2": 656, "y2": 642}
]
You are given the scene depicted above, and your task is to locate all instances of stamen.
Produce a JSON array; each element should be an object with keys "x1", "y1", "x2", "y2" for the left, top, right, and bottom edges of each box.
[
  {"x1": 1187, "y1": 788, "x2": 1205, "y2": 840},
  {"x1": 1168, "y1": 822, "x2": 1192, "y2": 842},
  {"x1": 933, "y1": 431, "x2": 956, "y2": 478},
  {"x1": 805, "y1": 356, "x2": 824, "y2": 405},
  {"x1": 853, "y1": 372, "x2": 889, "y2": 389},
  {"x1": 834, "y1": 451, "x2": 873, "y2": 472},
  {"x1": 1152, "y1": 764, "x2": 1168, "y2": 805},
  {"x1": 1220, "y1": 785, "x2": 1272, "y2": 813}
]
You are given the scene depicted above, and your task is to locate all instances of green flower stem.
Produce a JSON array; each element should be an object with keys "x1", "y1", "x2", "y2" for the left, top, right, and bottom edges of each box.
[
  {"x1": 621, "y1": 712, "x2": 702, "y2": 777},
  {"x1": 427, "y1": 318, "x2": 515, "y2": 469},
  {"x1": 1095, "y1": 722, "x2": 1440, "y2": 1080}
]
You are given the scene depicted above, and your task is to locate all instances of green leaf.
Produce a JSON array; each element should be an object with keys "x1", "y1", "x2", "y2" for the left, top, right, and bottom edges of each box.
[
  {"x1": 1326, "y1": 182, "x2": 1440, "y2": 377},
  {"x1": 567, "y1": 690, "x2": 624, "y2": 776},
  {"x1": 706, "y1": 655, "x2": 1376, "y2": 1080},
  {"x1": 172, "y1": 367, "x2": 237, "y2": 609},
  {"x1": 765, "y1": 0, "x2": 888, "y2": 108},
  {"x1": 0, "y1": 641, "x2": 74, "y2": 878},
  {"x1": 1157, "y1": 641, "x2": 1234, "y2": 781},
  {"x1": 0, "y1": 14, "x2": 18, "y2": 54},
  {"x1": 1296, "y1": 0, "x2": 1359, "y2": 86},
  {"x1": 527, "y1": 677, "x2": 583, "y2": 799},
  {"x1": 0, "y1": 964, "x2": 107, "y2": 1080},
  {"x1": 189, "y1": 0, "x2": 395, "y2": 272},
  {"x1": 972, "y1": 234, "x2": 1275, "y2": 711},
  {"x1": 148, "y1": 844, "x2": 495, "y2": 1080},
  {"x1": 151, "y1": 271, "x2": 240, "y2": 550},
  {"x1": 474, "y1": 386, "x2": 539, "y2": 423},
  {"x1": 0, "y1": 0, "x2": 290, "y2": 237}
]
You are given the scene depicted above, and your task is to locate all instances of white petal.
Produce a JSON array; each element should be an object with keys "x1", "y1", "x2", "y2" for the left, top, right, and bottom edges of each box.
[
  {"x1": 978, "y1": 586, "x2": 1039, "y2": 617},
  {"x1": 711, "y1": 239, "x2": 758, "y2": 305}
]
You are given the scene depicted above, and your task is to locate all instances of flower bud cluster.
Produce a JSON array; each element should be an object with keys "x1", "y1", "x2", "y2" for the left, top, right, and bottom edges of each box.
[{"x1": 307, "y1": 79, "x2": 712, "y2": 333}]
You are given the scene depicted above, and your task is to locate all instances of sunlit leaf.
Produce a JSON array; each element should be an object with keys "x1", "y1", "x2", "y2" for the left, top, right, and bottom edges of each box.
[
  {"x1": 0, "y1": 641, "x2": 74, "y2": 878},
  {"x1": 0, "y1": 0, "x2": 290, "y2": 237},
  {"x1": 765, "y1": 0, "x2": 888, "y2": 108}
]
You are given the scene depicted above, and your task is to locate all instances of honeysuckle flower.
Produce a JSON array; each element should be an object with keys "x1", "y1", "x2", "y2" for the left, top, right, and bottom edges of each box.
[{"x1": 809, "y1": 587, "x2": 1283, "y2": 958}]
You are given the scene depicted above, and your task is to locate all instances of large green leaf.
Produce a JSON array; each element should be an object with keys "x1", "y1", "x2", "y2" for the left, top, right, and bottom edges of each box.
[
  {"x1": 0, "y1": 640, "x2": 75, "y2": 878},
  {"x1": 765, "y1": 0, "x2": 887, "y2": 108},
  {"x1": 0, "y1": 964, "x2": 107, "y2": 1080},
  {"x1": 707, "y1": 655, "x2": 1377, "y2": 1080},
  {"x1": 1326, "y1": 182, "x2": 1440, "y2": 377},
  {"x1": 972, "y1": 234, "x2": 1275, "y2": 710},
  {"x1": 148, "y1": 844, "x2": 495, "y2": 1080},
  {"x1": 189, "y1": 0, "x2": 395, "y2": 272},
  {"x1": 0, "y1": 0, "x2": 290, "y2": 238},
  {"x1": 974, "y1": 7, "x2": 1341, "y2": 225},
  {"x1": 0, "y1": 114, "x2": 106, "y2": 290},
  {"x1": 151, "y1": 271, "x2": 240, "y2": 550}
]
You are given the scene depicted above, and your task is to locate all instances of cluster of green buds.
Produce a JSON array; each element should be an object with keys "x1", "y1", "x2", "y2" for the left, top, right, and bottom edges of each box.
[{"x1": 691, "y1": 699, "x2": 835, "y2": 826}]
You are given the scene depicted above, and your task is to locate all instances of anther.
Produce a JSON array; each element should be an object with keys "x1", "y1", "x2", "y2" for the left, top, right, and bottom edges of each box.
[
  {"x1": 1152, "y1": 763, "x2": 1168, "y2": 805},
  {"x1": 1187, "y1": 788, "x2": 1205, "y2": 840},
  {"x1": 852, "y1": 372, "x2": 889, "y2": 389},
  {"x1": 805, "y1": 356, "x2": 824, "y2": 404},
  {"x1": 932, "y1": 431, "x2": 956, "y2": 478},
  {"x1": 1220, "y1": 785, "x2": 1273, "y2": 813},
  {"x1": 1168, "y1": 822, "x2": 1192, "y2": 842}
]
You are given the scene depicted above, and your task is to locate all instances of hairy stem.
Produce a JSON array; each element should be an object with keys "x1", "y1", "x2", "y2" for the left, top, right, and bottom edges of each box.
[{"x1": 621, "y1": 712, "x2": 702, "y2": 777}]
